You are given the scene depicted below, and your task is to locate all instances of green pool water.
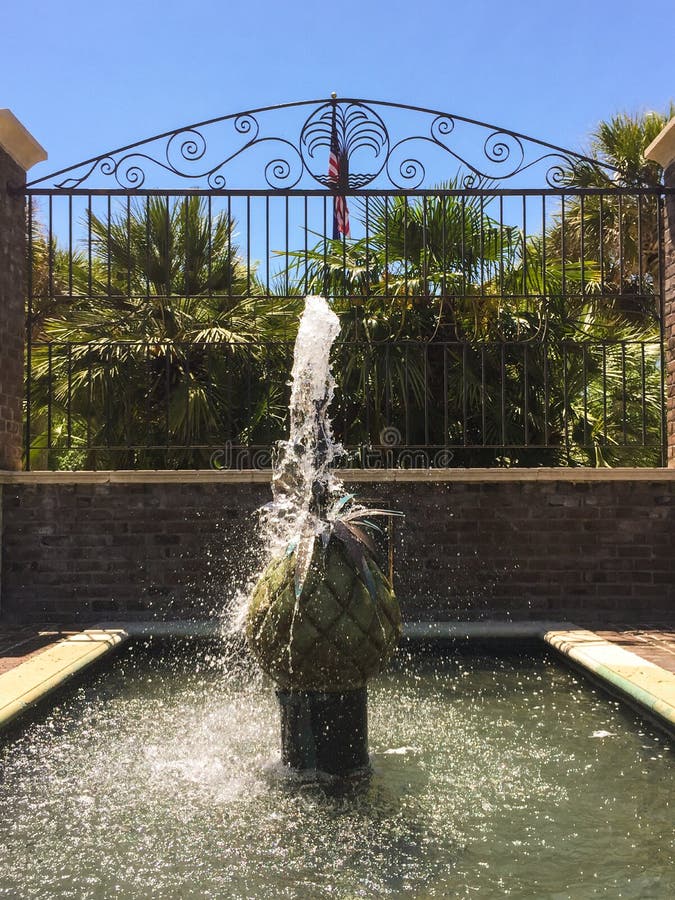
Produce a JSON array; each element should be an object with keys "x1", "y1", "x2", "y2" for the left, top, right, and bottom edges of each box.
[{"x1": 0, "y1": 642, "x2": 672, "y2": 899}]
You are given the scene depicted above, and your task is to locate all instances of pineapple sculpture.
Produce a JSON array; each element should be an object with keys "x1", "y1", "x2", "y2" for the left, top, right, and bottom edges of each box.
[
  {"x1": 245, "y1": 296, "x2": 402, "y2": 775},
  {"x1": 246, "y1": 496, "x2": 402, "y2": 693}
]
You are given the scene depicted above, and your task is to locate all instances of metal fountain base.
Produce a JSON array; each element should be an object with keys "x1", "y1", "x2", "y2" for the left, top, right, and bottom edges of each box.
[{"x1": 276, "y1": 687, "x2": 369, "y2": 776}]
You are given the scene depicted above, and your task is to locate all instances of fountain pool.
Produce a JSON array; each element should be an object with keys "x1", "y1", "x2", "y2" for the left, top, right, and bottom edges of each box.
[{"x1": 0, "y1": 640, "x2": 672, "y2": 898}]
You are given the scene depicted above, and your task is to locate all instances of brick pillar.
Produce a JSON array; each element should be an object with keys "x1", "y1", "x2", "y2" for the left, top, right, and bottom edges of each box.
[
  {"x1": 646, "y1": 121, "x2": 675, "y2": 466},
  {"x1": 0, "y1": 111, "x2": 46, "y2": 470}
]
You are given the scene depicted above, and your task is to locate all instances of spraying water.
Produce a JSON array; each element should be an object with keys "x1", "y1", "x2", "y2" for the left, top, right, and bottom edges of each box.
[
  {"x1": 261, "y1": 295, "x2": 345, "y2": 558},
  {"x1": 229, "y1": 295, "x2": 345, "y2": 632}
]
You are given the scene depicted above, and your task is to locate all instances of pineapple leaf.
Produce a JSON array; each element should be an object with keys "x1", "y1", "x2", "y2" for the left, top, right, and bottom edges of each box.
[
  {"x1": 343, "y1": 521, "x2": 377, "y2": 556},
  {"x1": 331, "y1": 493, "x2": 355, "y2": 515}
]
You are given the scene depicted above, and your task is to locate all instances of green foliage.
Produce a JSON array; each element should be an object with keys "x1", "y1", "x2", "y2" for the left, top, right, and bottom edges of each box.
[
  {"x1": 27, "y1": 106, "x2": 672, "y2": 469},
  {"x1": 29, "y1": 198, "x2": 300, "y2": 467}
]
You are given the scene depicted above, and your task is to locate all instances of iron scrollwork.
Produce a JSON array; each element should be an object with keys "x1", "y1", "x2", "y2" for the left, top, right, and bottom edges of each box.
[{"x1": 26, "y1": 98, "x2": 613, "y2": 190}]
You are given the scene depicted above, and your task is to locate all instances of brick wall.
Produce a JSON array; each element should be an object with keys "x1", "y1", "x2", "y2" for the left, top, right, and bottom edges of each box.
[
  {"x1": 1, "y1": 475, "x2": 673, "y2": 625},
  {"x1": 0, "y1": 148, "x2": 26, "y2": 471}
]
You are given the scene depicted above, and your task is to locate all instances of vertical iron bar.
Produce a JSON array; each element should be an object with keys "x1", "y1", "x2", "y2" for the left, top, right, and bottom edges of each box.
[
  {"x1": 146, "y1": 343, "x2": 151, "y2": 450},
  {"x1": 561, "y1": 194, "x2": 566, "y2": 298},
  {"x1": 543, "y1": 335, "x2": 549, "y2": 447},
  {"x1": 498, "y1": 194, "x2": 504, "y2": 299},
  {"x1": 579, "y1": 194, "x2": 585, "y2": 298},
  {"x1": 541, "y1": 195, "x2": 547, "y2": 302},
  {"x1": 165, "y1": 343, "x2": 171, "y2": 455},
  {"x1": 622, "y1": 341, "x2": 627, "y2": 445},
  {"x1": 284, "y1": 195, "x2": 289, "y2": 299},
  {"x1": 462, "y1": 343, "x2": 468, "y2": 447},
  {"x1": 481, "y1": 346, "x2": 487, "y2": 446},
  {"x1": 87, "y1": 194, "x2": 93, "y2": 298},
  {"x1": 522, "y1": 194, "x2": 527, "y2": 298},
  {"x1": 87, "y1": 351, "x2": 93, "y2": 458},
  {"x1": 164, "y1": 194, "x2": 170, "y2": 300},
  {"x1": 364, "y1": 346, "x2": 371, "y2": 446},
  {"x1": 602, "y1": 343, "x2": 608, "y2": 446},
  {"x1": 461, "y1": 195, "x2": 467, "y2": 298},
  {"x1": 657, "y1": 196, "x2": 667, "y2": 465},
  {"x1": 126, "y1": 195, "x2": 132, "y2": 299},
  {"x1": 365, "y1": 196, "x2": 370, "y2": 304},
  {"x1": 227, "y1": 194, "x2": 232, "y2": 299},
  {"x1": 404, "y1": 343, "x2": 410, "y2": 446},
  {"x1": 440, "y1": 194, "x2": 446, "y2": 305},
  {"x1": 183, "y1": 196, "x2": 189, "y2": 300},
  {"x1": 67, "y1": 343, "x2": 72, "y2": 449},
  {"x1": 68, "y1": 195, "x2": 73, "y2": 296},
  {"x1": 637, "y1": 192, "x2": 644, "y2": 289},
  {"x1": 385, "y1": 343, "x2": 391, "y2": 435},
  {"x1": 523, "y1": 343, "x2": 529, "y2": 446},
  {"x1": 423, "y1": 344, "x2": 429, "y2": 447},
  {"x1": 145, "y1": 196, "x2": 151, "y2": 300},
  {"x1": 304, "y1": 194, "x2": 309, "y2": 297},
  {"x1": 563, "y1": 344, "x2": 569, "y2": 461},
  {"x1": 26, "y1": 194, "x2": 34, "y2": 470},
  {"x1": 47, "y1": 343, "x2": 53, "y2": 454},
  {"x1": 185, "y1": 343, "x2": 191, "y2": 452},
  {"x1": 479, "y1": 195, "x2": 485, "y2": 300},
  {"x1": 422, "y1": 195, "x2": 428, "y2": 309},
  {"x1": 500, "y1": 343, "x2": 506, "y2": 450},
  {"x1": 246, "y1": 194, "x2": 252, "y2": 305},
  {"x1": 107, "y1": 194, "x2": 112, "y2": 297},
  {"x1": 207, "y1": 195, "x2": 212, "y2": 298},
  {"x1": 265, "y1": 195, "x2": 270, "y2": 297},
  {"x1": 384, "y1": 195, "x2": 390, "y2": 305},
  {"x1": 403, "y1": 196, "x2": 409, "y2": 305},
  {"x1": 618, "y1": 194, "x2": 625, "y2": 291},
  {"x1": 582, "y1": 344, "x2": 588, "y2": 448},
  {"x1": 599, "y1": 193, "x2": 605, "y2": 290},
  {"x1": 444, "y1": 344, "x2": 449, "y2": 449},
  {"x1": 641, "y1": 342, "x2": 647, "y2": 446}
]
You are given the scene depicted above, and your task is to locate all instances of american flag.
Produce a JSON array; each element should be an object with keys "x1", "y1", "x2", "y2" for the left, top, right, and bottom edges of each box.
[{"x1": 329, "y1": 111, "x2": 350, "y2": 239}]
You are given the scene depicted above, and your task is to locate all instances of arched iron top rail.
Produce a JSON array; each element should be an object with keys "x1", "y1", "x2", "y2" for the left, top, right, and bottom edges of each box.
[{"x1": 26, "y1": 96, "x2": 617, "y2": 191}]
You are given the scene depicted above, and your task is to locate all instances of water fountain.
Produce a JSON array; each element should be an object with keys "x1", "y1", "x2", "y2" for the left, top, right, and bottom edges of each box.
[{"x1": 245, "y1": 295, "x2": 402, "y2": 776}]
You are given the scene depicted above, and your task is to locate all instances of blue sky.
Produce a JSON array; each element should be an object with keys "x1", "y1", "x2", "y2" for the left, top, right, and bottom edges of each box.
[{"x1": 4, "y1": 0, "x2": 674, "y2": 184}]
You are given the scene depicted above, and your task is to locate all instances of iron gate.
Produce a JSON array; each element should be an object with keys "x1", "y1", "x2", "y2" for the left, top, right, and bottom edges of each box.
[{"x1": 23, "y1": 97, "x2": 668, "y2": 469}]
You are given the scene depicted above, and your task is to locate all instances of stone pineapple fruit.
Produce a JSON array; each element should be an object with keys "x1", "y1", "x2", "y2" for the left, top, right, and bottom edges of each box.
[{"x1": 246, "y1": 537, "x2": 401, "y2": 691}]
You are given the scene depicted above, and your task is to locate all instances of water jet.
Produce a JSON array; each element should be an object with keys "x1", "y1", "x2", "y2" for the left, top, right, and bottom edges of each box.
[{"x1": 245, "y1": 295, "x2": 401, "y2": 776}]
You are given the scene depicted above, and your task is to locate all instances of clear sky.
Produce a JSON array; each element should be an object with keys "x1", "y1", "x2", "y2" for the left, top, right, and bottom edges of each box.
[{"x1": 3, "y1": 0, "x2": 674, "y2": 182}]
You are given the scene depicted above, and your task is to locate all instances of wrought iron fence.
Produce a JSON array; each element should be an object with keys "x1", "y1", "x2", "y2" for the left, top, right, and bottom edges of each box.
[{"x1": 23, "y1": 98, "x2": 668, "y2": 469}]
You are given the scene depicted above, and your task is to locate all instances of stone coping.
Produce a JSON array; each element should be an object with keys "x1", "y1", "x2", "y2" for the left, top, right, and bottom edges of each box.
[
  {"x1": 645, "y1": 117, "x2": 675, "y2": 170},
  {"x1": 1, "y1": 620, "x2": 673, "y2": 738},
  {"x1": 0, "y1": 109, "x2": 47, "y2": 171},
  {"x1": 544, "y1": 628, "x2": 675, "y2": 735},
  {"x1": 0, "y1": 629, "x2": 126, "y2": 730},
  {"x1": 2, "y1": 467, "x2": 675, "y2": 485}
]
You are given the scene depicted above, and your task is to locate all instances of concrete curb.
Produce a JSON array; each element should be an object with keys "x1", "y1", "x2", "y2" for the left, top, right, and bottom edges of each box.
[
  {"x1": 543, "y1": 628, "x2": 675, "y2": 735},
  {"x1": 0, "y1": 628, "x2": 128, "y2": 730}
]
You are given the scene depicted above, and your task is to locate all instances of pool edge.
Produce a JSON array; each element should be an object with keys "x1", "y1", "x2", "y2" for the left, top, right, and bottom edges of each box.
[
  {"x1": 0, "y1": 628, "x2": 128, "y2": 730},
  {"x1": 2, "y1": 621, "x2": 673, "y2": 740},
  {"x1": 543, "y1": 627, "x2": 675, "y2": 737}
]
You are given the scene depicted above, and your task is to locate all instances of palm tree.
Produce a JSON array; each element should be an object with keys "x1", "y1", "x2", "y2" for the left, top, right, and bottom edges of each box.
[
  {"x1": 558, "y1": 106, "x2": 675, "y2": 320},
  {"x1": 29, "y1": 197, "x2": 298, "y2": 468},
  {"x1": 286, "y1": 182, "x2": 663, "y2": 466}
]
